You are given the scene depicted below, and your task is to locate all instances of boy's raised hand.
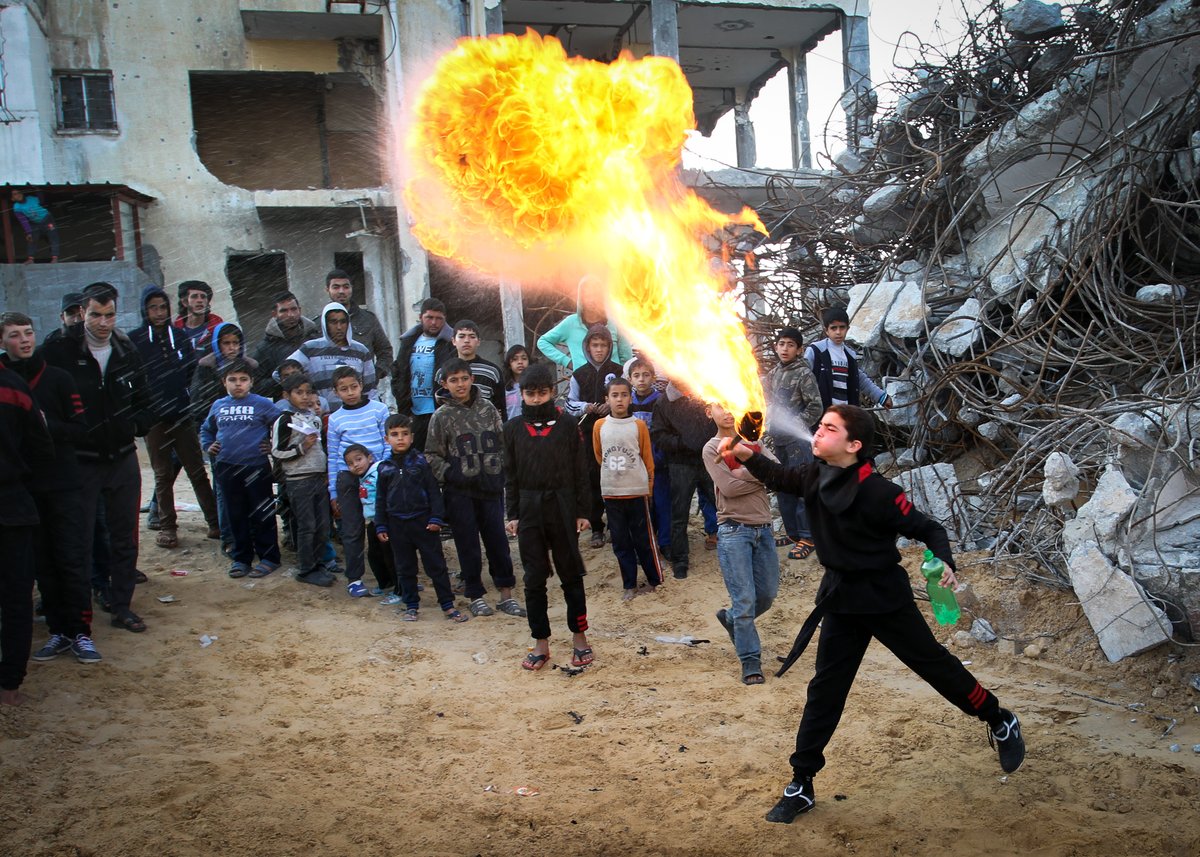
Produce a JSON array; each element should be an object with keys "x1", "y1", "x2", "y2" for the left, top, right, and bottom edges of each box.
[{"x1": 716, "y1": 436, "x2": 753, "y2": 463}]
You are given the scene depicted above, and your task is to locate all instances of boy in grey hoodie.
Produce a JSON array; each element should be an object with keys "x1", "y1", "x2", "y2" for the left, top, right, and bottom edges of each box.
[{"x1": 271, "y1": 374, "x2": 334, "y2": 587}]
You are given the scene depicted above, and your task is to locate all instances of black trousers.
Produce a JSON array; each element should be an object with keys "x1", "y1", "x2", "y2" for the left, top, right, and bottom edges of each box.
[
  {"x1": 443, "y1": 490, "x2": 515, "y2": 599},
  {"x1": 0, "y1": 525, "x2": 35, "y2": 691},
  {"x1": 387, "y1": 517, "x2": 454, "y2": 611},
  {"x1": 666, "y1": 459, "x2": 715, "y2": 572},
  {"x1": 366, "y1": 526, "x2": 395, "y2": 591},
  {"x1": 518, "y1": 496, "x2": 588, "y2": 641},
  {"x1": 287, "y1": 475, "x2": 329, "y2": 575},
  {"x1": 412, "y1": 412, "x2": 433, "y2": 452},
  {"x1": 790, "y1": 601, "x2": 999, "y2": 779},
  {"x1": 79, "y1": 454, "x2": 141, "y2": 615},
  {"x1": 335, "y1": 469, "x2": 365, "y2": 582},
  {"x1": 604, "y1": 496, "x2": 662, "y2": 589},
  {"x1": 33, "y1": 490, "x2": 92, "y2": 638},
  {"x1": 215, "y1": 461, "x2": 279, "y2": 566}
]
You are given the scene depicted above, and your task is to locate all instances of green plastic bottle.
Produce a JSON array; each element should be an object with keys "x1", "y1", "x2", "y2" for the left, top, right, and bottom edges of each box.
[{"x1": 921, "y1": 549, "x2": 960, "y2": 626}]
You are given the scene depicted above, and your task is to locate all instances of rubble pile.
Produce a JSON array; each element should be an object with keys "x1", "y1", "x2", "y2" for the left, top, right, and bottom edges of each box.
[{"x1": 742, "y1": 0, "x2": 1200, "y2": 658}]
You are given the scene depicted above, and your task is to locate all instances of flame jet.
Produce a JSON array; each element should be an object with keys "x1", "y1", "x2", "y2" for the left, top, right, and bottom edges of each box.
[{"x1": 404, "y1": 30, "x2": 766, "y2": 416}]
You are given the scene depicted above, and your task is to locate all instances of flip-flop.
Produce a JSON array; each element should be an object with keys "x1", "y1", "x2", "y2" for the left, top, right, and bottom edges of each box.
[
  {"x1": 571, "y1": 647, "x2": 594, "y2": 667},
  {"x1": 248, "y1": 561, "x2": 279, "y2": 579},
  {"x1": 444, "y1": 609, "x2": 469, "y2": 623},
  {"x1": 522, "y1": 651, "x2": 550, "y2": 670}
]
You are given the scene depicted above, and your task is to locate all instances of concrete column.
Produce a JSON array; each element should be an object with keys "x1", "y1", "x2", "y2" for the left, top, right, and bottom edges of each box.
[
  {"x1": 733, "y1": 93, "x2": 756, "y2": 169},
  {"x1": 650, "y1": 0, "x2": 679, "y2": 62},
  {"x1": 786, "y1": 49, "x2": 812, "y2": 169},
  {"x1": 841, "y1": 14, "x2": 872, "y2": 149},
  {"x1": 499, "y1": 277, "x2": 525, "y2": 351}
]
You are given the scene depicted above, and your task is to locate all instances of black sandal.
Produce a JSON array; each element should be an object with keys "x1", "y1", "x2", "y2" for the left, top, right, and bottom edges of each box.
[{"x1": 111, "y1": 610, "x2": 147, "y2": 633}]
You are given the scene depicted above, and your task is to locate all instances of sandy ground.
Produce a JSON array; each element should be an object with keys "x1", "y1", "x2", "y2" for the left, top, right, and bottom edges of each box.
[{"x1": 3, "y1": 456, "x2": 1200, "y2": 857}]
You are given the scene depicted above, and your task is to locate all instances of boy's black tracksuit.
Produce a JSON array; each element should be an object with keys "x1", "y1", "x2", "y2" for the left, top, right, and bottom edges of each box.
[
  {"x1": 0, "y1": 351, "x2": 92, "y2": 640},
  {"x1": 503, "y1": 401, "x2": 590, "y2": 640},
  {"x1": 570, "y1": 354, "x2": 623, "y2": 537},
  {"x1": 0, "y1": 367, "x2": 54, "y2": 694},
  {"x1": 374, "y1": 450, "x2": 455, "y2": 611},
  {"x1": 741, "y1": 453, "x2": 1004, "y2": 781}
]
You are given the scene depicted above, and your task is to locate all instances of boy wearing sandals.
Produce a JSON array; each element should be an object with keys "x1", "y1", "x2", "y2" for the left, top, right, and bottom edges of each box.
[
  {"x1": 702, "y1": 402, "x2": 780, "y2": 686},
  {"x1": 375, "y1": 415, "x2": 467, "y2": 623},
  {"x1": 425, "y1": 358, "x2": 525, "y2": 619},
  {"x1": 764, "y1": 326, "x2": 822, "y2": 562},
  {"x1": 200, "y1": 361, "x2": 283, "y2": 579},
  {"x1": 503, "y1": 363, "x2": 593, "y2": 671},
  {"x1": 721, "y1": 405, "x2": 1024, "y2": 823}
]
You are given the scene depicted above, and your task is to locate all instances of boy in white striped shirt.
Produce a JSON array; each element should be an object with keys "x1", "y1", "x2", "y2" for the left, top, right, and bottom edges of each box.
[{"x1": 326, "y1": 366, "x2": 389, "y2": 597}]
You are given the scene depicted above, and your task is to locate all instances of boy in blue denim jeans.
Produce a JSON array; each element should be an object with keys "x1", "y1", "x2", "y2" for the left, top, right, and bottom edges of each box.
[{"x1": 702, "y1": 401, "x2": 780, "y2": 686}]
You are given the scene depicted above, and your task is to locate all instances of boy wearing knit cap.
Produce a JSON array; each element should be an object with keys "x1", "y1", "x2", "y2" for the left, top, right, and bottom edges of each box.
[
  {"x1": 764, "y1": 326, "x2": 823, "y2": 561},
  {"x1": 805, "y1": 307, "x2": 892, "y2": 411}
]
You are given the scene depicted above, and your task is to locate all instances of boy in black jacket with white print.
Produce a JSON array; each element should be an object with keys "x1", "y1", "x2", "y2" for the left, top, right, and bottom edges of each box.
[{"x1": 722, "y1": 404, "x2": 1025, "y2": 823}]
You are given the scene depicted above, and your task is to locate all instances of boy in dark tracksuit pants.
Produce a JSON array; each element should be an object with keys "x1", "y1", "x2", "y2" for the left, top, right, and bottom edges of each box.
[
  {"x1": 565, "y1": 323, "x2": 623, "y2": 544},
  {"x1": 503, "y1": 364, "x2": 592, "y2": 671},
  {"x1": 723, "y1": 404, "x2": 1025, "y2": 823},
  {"x1": 0, "y1": 366, "x2": 54, "y2": 705},
  {"x1": 374, "y1": 415, "x2": 464, "y2": 621},
  {"x1": 0, "y1": 331, "x2": 95, "y2": 661}
]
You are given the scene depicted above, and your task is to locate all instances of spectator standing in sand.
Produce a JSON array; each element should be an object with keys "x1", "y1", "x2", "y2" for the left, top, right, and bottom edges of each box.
[
  {"x1": 391, "y1": 297, "x2": 455, "y2": 451},
  {"x1": 0, "y1": 363, "x2": 54, "y2": 705}
]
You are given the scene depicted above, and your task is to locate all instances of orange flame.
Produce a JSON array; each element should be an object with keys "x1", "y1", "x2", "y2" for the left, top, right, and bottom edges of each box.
[{"x1": 404, "y1": 30, "x2": 766, "y2": 416}]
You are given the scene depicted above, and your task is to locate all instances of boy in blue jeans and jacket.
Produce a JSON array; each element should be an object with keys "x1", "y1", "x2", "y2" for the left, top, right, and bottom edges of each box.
[
  {"x1": 375, "y1": 415, "x2": 467, "y2": 623},
  {"x1": 200, "y1": 361, "x2": 283, "y2": 579}
]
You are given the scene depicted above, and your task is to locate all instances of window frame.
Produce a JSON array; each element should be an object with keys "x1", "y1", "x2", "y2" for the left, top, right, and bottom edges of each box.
[{"x1": 53, "y1": 70, "x2": 117, "y2": 133}]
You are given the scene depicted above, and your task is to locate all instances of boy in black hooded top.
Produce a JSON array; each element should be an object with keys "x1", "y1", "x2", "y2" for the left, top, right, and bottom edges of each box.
[
  {"x1": 503, "y1": 363, "x2": 593, "y2": 671},
  {"x1": 722, "y1": 404, "x2": 1025, "y2": 823}
]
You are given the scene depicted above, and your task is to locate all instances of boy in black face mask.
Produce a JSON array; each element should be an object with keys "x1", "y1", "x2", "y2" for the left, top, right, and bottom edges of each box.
[{"x1": 502, "y1": 363, "x2": 593, "y2": 671}]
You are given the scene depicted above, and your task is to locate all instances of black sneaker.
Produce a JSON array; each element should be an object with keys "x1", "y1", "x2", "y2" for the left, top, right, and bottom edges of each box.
[
  {"x1": 32, "y1": 633, "x2": 72, "y2": 661},
  {"x1": 989, "y1": 708, "x2": 1025, "y2": 773},
  {"x1": 765, "y1": 778, "x2": 815, "y2": 823},
  {"x1": 673, "y1": 565, "x2": 688, "y2": 580}
]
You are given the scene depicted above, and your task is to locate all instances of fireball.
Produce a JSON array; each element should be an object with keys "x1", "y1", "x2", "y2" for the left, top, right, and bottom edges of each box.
[{"x1": 404, "y1": 30, "x2": 766, "y2": 416}]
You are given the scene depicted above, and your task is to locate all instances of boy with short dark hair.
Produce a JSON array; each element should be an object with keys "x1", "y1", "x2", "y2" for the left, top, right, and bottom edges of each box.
[
  {"x1": 270, "y1": 374, "x2": 334, "y2": 587},
  {"x1": 325, "y1": 365, "x2": 389, "y2": 598},
  {"x1": 200, "y1": 361, "x2": 283, "y2": 579},
  {"x1": 804, "y1": 307, "x2": 892, "y2": 411},
  {"x1": 450, "y1": 320, "x2": 506, "y2": 416},
  {"x1": 703, "y1": 401, "x2": 780, "y2": 686},
  {"x1": 503, "y1": 363, "x2": 592, "y2": 671},
  {"x1": 375, "y1": 414, "x2": 467, "y2": 622},
  {"x1": 593, "y1": 376, "x2": 661, "y2": 600},
  {"x1": 566, "y1": 323, "x2": 623, "y2": 548},
  {"x1": 426, "y1": 358, "x2": 524, "y2": 618},
  {"x1": 765, "y1": 326, "x2": 823, "y2": 561},
  {"x1": 627, "y1": 358, "x2": 672, "y2": 555},
  {"x1": 723, "y1": 404, "x2": 1024, "y2": 823}
]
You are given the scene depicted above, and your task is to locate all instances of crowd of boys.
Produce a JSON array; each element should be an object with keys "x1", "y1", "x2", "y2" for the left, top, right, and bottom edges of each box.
[{"x1": 0, "y1": 281, "x2": 1024, "y2": 823}]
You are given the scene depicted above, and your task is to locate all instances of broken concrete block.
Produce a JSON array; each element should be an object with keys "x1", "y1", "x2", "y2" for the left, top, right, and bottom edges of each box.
[
  {"x1": 882, "y1": 282, "x2": 928, "y2": 339},
  {"x1": 833, "y1": 147, "x2": 867, "y2": 175},
  {"x1": 1002, "y1": 0, "x2": 1066, "y2": 41},
  {"x1": 997, "y1": 637, "x2": 1019, "y2": 656},
  {"x1": 971, "y1": 618, "x2": 998, "y2": 643},
  {"x1": 931, "y1": 298, "x2": 983, "y2": 356},
  {"x1": 863, "y1": 182, "x2": 910, "y2": 219},
  {"x1": 1067, "y1": 542, "x2": 1170, "y2": 662},
  {"x1": 1062, "y1": 465, "x2": 1137, "y2": 556},
  {"x1": 895, "y1": 447, "x2": 928, "y2": 468},
  {"x1": 881, "y1": 377, "x2": 919, "y2": 427},
  {"x1": 978, "y1": 421, "x2": 1003, "y2": 441},
  {"x1": 897, "y1": 462, "x2": 959, "y2": 530},
  {"x1": 847, "y1": 281, "x2": 906, "y2": 347},
  {"x1": 1043, "y1": 451, "x2": 1080, "y2": 507},
  {"x1": 1135, "y1": 283, "x2": 1187, "y2": 303}
]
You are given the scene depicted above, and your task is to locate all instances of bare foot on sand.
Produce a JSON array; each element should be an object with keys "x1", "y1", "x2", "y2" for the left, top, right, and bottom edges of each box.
[{"x1": 0, "y1": 688, "x2": 26, "y2": 706}]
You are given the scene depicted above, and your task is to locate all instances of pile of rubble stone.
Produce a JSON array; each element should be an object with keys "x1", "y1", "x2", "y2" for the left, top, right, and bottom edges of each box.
[{"x1": 744, "y1": 0, "x2": 1200, "y2": 660}]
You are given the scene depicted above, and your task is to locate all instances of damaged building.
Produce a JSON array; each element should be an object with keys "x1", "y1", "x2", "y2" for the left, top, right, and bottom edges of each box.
[{"x1": 0, "y1": 0, "x2": 871, "y2": 355}]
